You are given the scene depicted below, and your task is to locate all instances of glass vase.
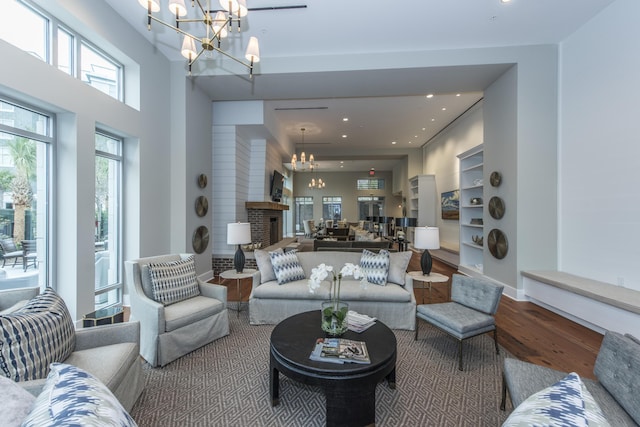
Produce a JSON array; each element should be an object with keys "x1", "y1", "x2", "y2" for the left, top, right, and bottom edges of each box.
[{"x1": 321, "y1": 300, "x2": 349, "y2": 337}]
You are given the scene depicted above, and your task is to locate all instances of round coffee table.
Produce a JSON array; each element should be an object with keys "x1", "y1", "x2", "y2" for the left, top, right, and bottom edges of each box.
[{"x1": 270, "y1": 310, "x2": 397, "y2": 427}]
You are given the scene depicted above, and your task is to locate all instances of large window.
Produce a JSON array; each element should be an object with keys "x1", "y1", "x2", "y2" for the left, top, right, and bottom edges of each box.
[
  {"x1": 0, "y1": 97, "x2": 52, "y2": 290},
  {"x1": 294, "y1": 196, "x2": 313, "y2": 235},
  {"x1": 322, "y1": 197, "x2": 342, "y2": 222},
  {"x1": 95, "y1": 132, "x2": 122, "y2": 309},
  {"x1": 0, "y1": 1, "x2": 123, "y2": 101},
  {"x1": 357, "y1": 178, "x2": 385, "y2": 190}
]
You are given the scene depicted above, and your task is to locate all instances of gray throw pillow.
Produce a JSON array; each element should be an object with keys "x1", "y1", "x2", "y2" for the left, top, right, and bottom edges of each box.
[
  {"x1": 147, "y1": 255, "x2": 200, "y2": 305},
  {"x1": 255, "y1": 248, "x2": 279, "y2": 283},
  {"x1": 0, "y1": 376, "x2": 36, "y2": 427},
  {"x1": 360, "y1": 249, "x2": 390, "y2": 286},
  {"x1": 387, "y1": 251, "x2": 412, "y2": 285},
  {"x1": 269, "y1": 249, "x2": 305, "y2": 285}
]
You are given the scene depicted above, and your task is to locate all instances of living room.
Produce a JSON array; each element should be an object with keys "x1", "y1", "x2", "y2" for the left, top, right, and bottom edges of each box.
[{"x1": 1, "y1": 0, "x2": 640, "y2": 425}]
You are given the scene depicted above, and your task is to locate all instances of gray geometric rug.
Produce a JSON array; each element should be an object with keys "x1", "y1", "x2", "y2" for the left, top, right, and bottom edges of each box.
[{"x1": 130, "y1": 309, "x2": 511, "y2": 426}]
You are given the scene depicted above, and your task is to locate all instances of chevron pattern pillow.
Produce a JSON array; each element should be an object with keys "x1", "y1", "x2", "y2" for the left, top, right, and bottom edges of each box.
[
  {"x1": 0, "y1": 287, "x2": 76, "y2": 382},
  {"x1": 147, "y1": 255, "x2": 200, "y2": 305},
  {"x1": 22, "y1": 363, "x2": 137, "y2": 427},
  {"x1": 360, "y1": 249, "x2": 390, "y2": 286},
  {"x1": 270, "y1": 249, "x2": 305, "y2": 285}
]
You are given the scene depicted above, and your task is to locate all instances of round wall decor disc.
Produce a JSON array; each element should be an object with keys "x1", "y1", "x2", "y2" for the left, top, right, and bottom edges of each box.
[
  {"x1": 488, "y1": 196, "x2": 505, "y2": 220},
  {"x1": 488, "y1": 229, "x2": 508, "y2": 259},
  {"x1": 197, "y1": 173, "x2": 208, "y2": 189},
  {"x1": 195, "y1": 196, "x2": 208, "y2": 217},
  {"x1": 490, "y1": 171, "x2": 502, "y2": 187},
  {"x1": 192, "y1": 226, "x2": 209, "y2": 254}
]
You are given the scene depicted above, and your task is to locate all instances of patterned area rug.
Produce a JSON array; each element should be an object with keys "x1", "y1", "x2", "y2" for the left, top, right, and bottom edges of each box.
[{"x1": 130, "y1": 310, "x2": 511, "y2": 426}]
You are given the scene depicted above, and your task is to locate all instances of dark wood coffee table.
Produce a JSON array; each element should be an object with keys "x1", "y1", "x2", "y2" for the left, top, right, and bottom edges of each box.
[{"x1": 270, "y1": 310, "x2": 397, "y2": 427}]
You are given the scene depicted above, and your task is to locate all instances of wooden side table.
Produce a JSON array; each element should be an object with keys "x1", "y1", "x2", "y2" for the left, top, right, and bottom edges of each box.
[
  {"x1": 408, "y1": 271, "x2": 450, "y2": 304},
  {"x1": 220, "y1": 268, "x2": 256, "y2": 317}
]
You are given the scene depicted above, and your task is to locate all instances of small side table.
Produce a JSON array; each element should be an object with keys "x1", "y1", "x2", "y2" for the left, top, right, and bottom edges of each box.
[
  {"x1": 83, "y1": 306, "x2": 124, "y2": 328},
  {"x1": 220, "y1": 268, "x2": 256, "y2": 317},
  {"x1": 408, "y1": 271, "x2": 450, "y2": 304}
]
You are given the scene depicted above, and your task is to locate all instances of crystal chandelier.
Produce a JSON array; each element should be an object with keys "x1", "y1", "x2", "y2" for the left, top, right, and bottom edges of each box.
[
  {"x1": 138, "y1": 0, "x2": 260, "y2": 76},
  {"x1": 291, "y1": 128, "x2": 315, "y2": 171}
]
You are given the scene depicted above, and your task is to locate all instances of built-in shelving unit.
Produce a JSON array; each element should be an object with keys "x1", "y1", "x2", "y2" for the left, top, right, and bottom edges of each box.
[
  {"x1": 407, "y1": 175, "x2": 436, "y2": 242},
  {"x1": 457, "y1": 145, "x2": 484, "y2": 276}
]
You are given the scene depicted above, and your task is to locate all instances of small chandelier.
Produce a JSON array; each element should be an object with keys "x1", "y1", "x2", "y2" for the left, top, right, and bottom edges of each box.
[
  {"x1": 139, "y1": 0, "x2": 260, "y2": 77},
  {"x1": 291, "y1": 128, "x2": 315, "y2": 171},
  {"x1": 308, "y1": 164, "x2": 326, "y2": 189}
]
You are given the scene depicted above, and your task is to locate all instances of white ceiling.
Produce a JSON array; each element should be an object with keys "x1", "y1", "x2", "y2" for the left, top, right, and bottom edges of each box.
[{"x1": 105, "y1": 0, "x2": 615, "y2": 172}]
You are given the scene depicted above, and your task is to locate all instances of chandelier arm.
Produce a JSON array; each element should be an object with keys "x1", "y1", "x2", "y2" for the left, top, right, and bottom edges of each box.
[
  {"x1": 189, "y1": 47, "x2": 207, "y2": 66},
  {"x1": 193, "y1": 0, "x2": 208, "y2": 17},
  {"x1": 210, "y1": 44, "x2": 253, "y2": 70}
]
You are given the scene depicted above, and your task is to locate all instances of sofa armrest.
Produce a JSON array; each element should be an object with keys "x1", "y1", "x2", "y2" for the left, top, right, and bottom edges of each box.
[
  {"x1": 0, "y1": 287, "x2": 39, "y2": 310},
  {"x1": 74, "y1": 321, "x2": 140, "y2": 351},
  {"x1": 404, "y1": 273, "x2": 415, "y2": 293},
  {"x1": 198, "y1": 279, "x2": 227, "y2": 308},
  {"x1": 251, "y1": 271, "x2": 262, "y2": 292}
]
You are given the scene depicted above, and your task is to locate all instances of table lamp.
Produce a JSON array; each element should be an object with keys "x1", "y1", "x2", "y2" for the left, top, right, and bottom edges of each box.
[
  {"x1": 414, "y1": 226, "x2": 440, "y2": 275},
  {"x1": 227, "y1": 222, "x2": 251, "y2": 273}
]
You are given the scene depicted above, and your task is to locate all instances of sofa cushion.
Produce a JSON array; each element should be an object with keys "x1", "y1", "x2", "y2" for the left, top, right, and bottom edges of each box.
[
  {"x1": 0, "y1": 376, "x2": 36, "y2": 427},
  {"x1": 387, "y1": 251, "x2": 411, "y2": 286},
  {"x1": 0, "y1": 299, "x2": 28, "y2": 315},
  {"x1": 255, "y1": 248, "x2": 279, "y2": 283},
  {"x1": 594, "y1": 331, "x2": 640, "y2": 424},
  {"x1": 417, "y1": 302, "x2": 494, "y2": 337},
  {"x1": 338, "y1": 280, "x2": 412, "y2": 302},
  {"x1": 164, "y1": 295, "x2": 226, "y2": 332},
  {"x1": 22, "y1": 363, "x2": 137, "y2": 427},
  {"x1": 0, "y1": 288, "x2": 76, "y2": 381},
  {"x1": 503, "y1": 372, "x2": 609, "y2": 427},
  {"x1": 147, "y1": 255, "x2": 200, "y2": 305},
  {"x1": 253, "y1": 280, "x2": 331, "y2": 300},
  {"x1": 64, "y1": 342, "x2": 138, "y2": 393},
  {"x1": 270, "y1": 250, "x2": 306, "y2": 285},
  {"x1": 359, "y1": 249, "x2": 390, "y2": 285}
]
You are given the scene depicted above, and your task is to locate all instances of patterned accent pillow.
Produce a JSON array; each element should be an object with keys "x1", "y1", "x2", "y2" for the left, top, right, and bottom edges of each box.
[
  {"x1": 147, "y1": 255, "x2": 201, "y2": 305},
  {"x1": 360, "y1": 249, "x2": 390, "y2": 286},
  {"x1": 0, "y1": 287, "x2": 76, "y2": 381},
  {"x1": 269, "y1": 249, "x2": 305, "y2": 285},
  {"x1": 503, "y1": 372, "x2": 609, "y2": 427},
  {"x1": 22, "y1": 363, "x2": 137, "y2": 427}
]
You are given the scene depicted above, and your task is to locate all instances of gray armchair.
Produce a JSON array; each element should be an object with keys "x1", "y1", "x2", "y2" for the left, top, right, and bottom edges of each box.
[
  {"x1": 125, "y1": 253, "x2": 229, "y2": 367},
  {"x1": 415, "y1": 274, "x2": 504, "y2": 370}
]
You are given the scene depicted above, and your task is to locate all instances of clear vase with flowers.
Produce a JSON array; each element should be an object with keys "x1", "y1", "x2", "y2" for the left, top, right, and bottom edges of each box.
[{"x1": 308, "y1": 263, "x2": 366, "y2": 336}]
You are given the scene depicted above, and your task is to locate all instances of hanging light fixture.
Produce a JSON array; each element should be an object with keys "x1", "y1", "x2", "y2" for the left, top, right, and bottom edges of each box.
[
  {"x1": 138, "y1": 0, "x2": 260, "y2": 77},
  {"x1": 291, "y1": 128, "x2": 315, "y2": 171},
  {"x1": 308, "y1": 164, "x2": 326, "y2": 189}
]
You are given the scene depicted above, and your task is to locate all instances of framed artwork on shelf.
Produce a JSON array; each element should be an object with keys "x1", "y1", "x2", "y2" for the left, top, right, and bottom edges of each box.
[{"x1": 441, "y1": 189, "x2": 460, "y2": 220}]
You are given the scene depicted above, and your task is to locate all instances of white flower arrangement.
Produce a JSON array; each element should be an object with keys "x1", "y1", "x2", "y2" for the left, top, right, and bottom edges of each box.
[{"x1": 308, "y1": 263, "x2": 367, "y2": 302}]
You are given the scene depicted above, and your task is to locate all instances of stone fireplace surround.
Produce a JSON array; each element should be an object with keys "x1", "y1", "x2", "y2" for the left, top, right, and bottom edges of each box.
[{"x1": 212, "y1": 201, "x2": 289, "y2": 275}]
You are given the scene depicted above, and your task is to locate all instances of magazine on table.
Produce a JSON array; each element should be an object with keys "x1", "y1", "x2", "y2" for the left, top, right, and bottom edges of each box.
[
  {"x1": 309, "y1": 338, "x2": 371, "y2": 364},
  {"x1": 347, "y1": 311, "x2": 377, "y2": 333}
]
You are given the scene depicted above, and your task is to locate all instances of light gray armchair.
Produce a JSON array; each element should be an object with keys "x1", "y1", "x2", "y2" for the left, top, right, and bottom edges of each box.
[
  {"x1": 415, "y1": 274, "x2": 504, "y2": 370},
  {"x1": 125, "y1": 253, "x2": 229, "y2": 367}
]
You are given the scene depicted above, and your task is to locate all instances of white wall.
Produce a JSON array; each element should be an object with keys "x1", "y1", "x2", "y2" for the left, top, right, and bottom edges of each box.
[
  {"x1": 423, "y1": 102, "x2": 484, "y2": 250},
  {"x1": 0, "y1": 0, "x2": 173, "y2": 320},
  {"x1": 559, "y1": 0, "x2": 640, "y2": 291}
]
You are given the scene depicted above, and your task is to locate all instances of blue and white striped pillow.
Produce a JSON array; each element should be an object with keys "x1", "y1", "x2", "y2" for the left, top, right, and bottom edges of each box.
[
  {"x1": 269, "y1": 249, "x2": 305, "y2": 285},
  {"x1": 22, "y1": 363, "x2": 137, "y2": 427},
  {"x1": 0, "y1": 287, "x2": 76, "y2": 381},
  {"x1": 360, "y1": 249, "x2": 390, "y2": 286},
  {"x1": 148, "y1": 255, "x2": 201, "y2": 305}
]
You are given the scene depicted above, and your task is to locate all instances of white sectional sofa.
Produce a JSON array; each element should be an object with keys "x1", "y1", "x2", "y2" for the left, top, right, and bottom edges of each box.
[{"x1": 249, "y1": 250, "x2": 416, "y2": 330}]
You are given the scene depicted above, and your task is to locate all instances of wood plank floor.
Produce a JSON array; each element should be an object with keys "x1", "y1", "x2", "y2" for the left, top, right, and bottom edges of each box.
[{"x1": 217, "y1": 249, "x2": 604, "y2": 379}]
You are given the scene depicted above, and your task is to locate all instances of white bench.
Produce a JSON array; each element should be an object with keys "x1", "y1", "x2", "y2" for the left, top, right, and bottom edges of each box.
[{"x1": 522, "y1": 270, "x2": 640, "y2": 335}]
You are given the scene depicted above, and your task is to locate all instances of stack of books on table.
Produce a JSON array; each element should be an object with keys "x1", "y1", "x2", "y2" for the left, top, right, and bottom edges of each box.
[
  {"x1": 309, "y1": 338, "x2": 371, "y2": 364},
  {"x1": 347, "y1": 311, "x2": 377, "y2": 333}
]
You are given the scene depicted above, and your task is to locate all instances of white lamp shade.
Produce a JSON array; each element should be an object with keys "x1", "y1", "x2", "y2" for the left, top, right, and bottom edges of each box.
[
  {"x1": 414, "y1": 227, "x2": 440, "y2": 250},
  {"x1": 227, "y1": 222, "x2": 251, "y2": 245},
  {"x1": 138, "y1": 0, "x2": 160, "y2": 12},
  {"x1": 168, "y1": 0, "x2": 187, "y2": 16},
  {"x1": 237, "y1": 0, "x2": 248, "y2": 17},
  {"x1": 213, "y1": 11, "x2": 229, "y2": 39},
  {"x1": 245, "y1": 36, "x2": 260, "y2": 63},
  {"x1": 181, "y1": 36, "x2": 197, "y2": 60}
]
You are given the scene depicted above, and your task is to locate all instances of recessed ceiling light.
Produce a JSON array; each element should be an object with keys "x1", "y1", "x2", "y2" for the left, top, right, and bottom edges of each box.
[
  {"x1": 340, "y1": 165, "x2": 344, "y2": 168},
  {"x1": 342, "y1": 117, "x2": 349, "y2": 122},
  {"x1": 500, "y1": 0, "x2": 511, "y2": 3},
  {"x1": 431, "y1": 118, "x2": 435, "y2": 122},
  {"x1": 422, "y1": 127, "x2": 426, "y2": 131},
  {"x1": 340, "y1": 161, "x2": 344, "y2": 164},
  {"x1": 342, "y1": 134, "x2": 347, "y2": 138},
  {"x1": 392, "y1": 141, "x2": 397, "y2": 145},
  {"x1": 456, "y1": 93, "x2": 461, "y2": 97},
  {"x1": 414, "y1": 135, "x2": 418, "y2": 138},
  {"x1": 441, "y1": 107, "x2": 447, "y2": 111},
  {"x1": 408, "y1": 141, "x2": 412, "y2": 144},
  {"x1": 426, "y1": 94, "x2": 434, "y2": 99}
]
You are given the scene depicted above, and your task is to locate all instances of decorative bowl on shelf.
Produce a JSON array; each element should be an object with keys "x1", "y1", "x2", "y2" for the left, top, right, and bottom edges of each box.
[
  {"x1": 470, "y1": 218, "x2": 483, "y2": 225},
  {"x1": 470, "y1": 197, "x2": 483, "y2": 205}
]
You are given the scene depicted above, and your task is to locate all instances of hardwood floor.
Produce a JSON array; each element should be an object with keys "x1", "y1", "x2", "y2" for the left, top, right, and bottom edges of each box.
[{"x1": 216, "y1": 249, "x2": 603, "y2": 379}]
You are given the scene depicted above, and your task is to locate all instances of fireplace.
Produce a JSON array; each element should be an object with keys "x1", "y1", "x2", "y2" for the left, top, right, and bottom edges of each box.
[{"x1": 245, "y1": 201, "x2": 289, "y2": 248}]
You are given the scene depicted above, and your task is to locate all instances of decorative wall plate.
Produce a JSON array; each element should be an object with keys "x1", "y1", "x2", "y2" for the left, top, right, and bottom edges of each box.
[
  {"x1": 490, "y1": 171, "x2": 502, "y2": 187},
  {"x1": 487, "y1": 229, "x2": 508, "y2": 259},
  {"x1": 195, "y1": 196, "x2": 208, "y2": 217},
  {"x1": 488, "y1": 196, "x2": 505, "y2": 220},
  {"x1": 192, "y1": 226, "x2": 209, "y2": 254},
  {"x1": 197, "y1": 173, "x2": 208, "y2": 189}
]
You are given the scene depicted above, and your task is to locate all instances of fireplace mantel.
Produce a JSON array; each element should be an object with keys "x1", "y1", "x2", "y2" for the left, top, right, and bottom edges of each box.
[{"x1": 245, "y1": 201, "x2": 289, "y2": 211}]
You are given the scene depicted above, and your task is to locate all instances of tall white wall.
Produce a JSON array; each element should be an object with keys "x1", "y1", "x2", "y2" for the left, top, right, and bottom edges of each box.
[{"x1": 559, "y1": 0, "x2": 640, "y2": 291}]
